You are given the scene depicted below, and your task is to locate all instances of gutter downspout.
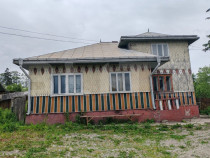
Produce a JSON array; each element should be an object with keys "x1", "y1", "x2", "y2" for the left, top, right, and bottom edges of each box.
[
  {"x1": 19, "y1": 59, "x2": 31, "y2": 115},
  {"x1": 150, "y1": 56, "x2": 161, "y2": 110}
]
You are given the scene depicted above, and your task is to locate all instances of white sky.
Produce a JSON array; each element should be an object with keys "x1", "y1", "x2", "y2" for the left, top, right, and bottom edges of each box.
[{"x1": 0, "y1": 0, "x2": 209, "y2": 74}]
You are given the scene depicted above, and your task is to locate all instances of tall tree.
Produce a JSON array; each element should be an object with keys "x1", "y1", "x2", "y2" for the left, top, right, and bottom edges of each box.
[
  {"x1": 194, "y1": 66, "x2": 210, "y2": 98},
  {"x1": 11, "y1": 71, "x2": 21, "y2": 84},
  {"x1": 2, "y1": 68, "x2": 13, "y2": 86}
]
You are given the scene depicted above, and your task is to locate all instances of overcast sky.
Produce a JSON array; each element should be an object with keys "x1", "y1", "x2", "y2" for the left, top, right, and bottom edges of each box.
[{"x1": 0, "y1": 0, "x2": 209, "y2": 74}]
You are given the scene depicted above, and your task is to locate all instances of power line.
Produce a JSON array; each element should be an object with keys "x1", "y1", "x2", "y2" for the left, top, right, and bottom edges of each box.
[
  {"x1": 0, "y1": 31, "x2": 94, "y2": 44},
  {"x1": 0, "y1": 25, "x2": 98, "y2": 42}
]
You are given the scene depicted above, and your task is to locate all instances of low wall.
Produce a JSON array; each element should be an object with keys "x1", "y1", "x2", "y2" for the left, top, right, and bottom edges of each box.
[{"x1": 25, "y1": 105, "x2": 199, "y2": 124}]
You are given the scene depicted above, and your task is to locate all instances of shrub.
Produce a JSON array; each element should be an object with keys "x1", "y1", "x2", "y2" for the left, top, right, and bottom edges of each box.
[
  {"x1": 200, "y1": 106, "x2": 210, "y2": 115},
  {"x1": 2, "y1": 123, "x2": 18, "y2": 132},
  {"x1": 0, "y1": 108, "x2": 17, "y2": 124},
  {"x1": 144, "y1": 119, "x2": 155, "y2": 123},
  {"x1": 6, "y1": 84, "x2": 22, "y2": 92}
]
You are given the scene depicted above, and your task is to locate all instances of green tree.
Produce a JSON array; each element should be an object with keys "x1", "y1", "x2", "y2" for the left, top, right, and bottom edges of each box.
[
  {"x1": 11, "y1": 71, "x2": 21, "y2": 84},
  {"x1": 1, "y1": 68, "x2": 12, "y2": 86},
  {"x1": 194, "y1": 66, "x2": 210, "y2": 98}
]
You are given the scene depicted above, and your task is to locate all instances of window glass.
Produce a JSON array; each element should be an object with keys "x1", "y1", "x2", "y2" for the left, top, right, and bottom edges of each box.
[
  {"x1": 158, "y1": 44, "x2": 163, "y2": 56},
  {"x1": 118, "y1": 73, "x2": 123, "y2": 91},
  {"x1": 152, "y1": 45, "x2": 157, "y2": 55},
  {"x1": 76, "y1": 75, "x2": 81, "y2": 93},
  {"x1": 166, "y1": 76, "x2": 171, "y2": 91},
  {"x1": 53, "y1": 76, "x2": 58, "y2": 94},
  {"x1": 68, "y1": 75, "x2": 74, "y2": 93},
  {"x1": 153, "y1": 76, "x2": 158, "y2": 91},
  {"x1": 159, "y1": 76, "x2": 165, "y2": 91},
  {"x1": 111, "y1": 74, "x2": 117, "y2": 91},
  {"x1": 163, "y1": 44, "x2": 168, "y2": 56},
  {"x1": 125, "y1": 73, "x2": 130, "y2": 91},
  {"x1": 60, "y1": 75, "x2": 66, "y2": 93}
]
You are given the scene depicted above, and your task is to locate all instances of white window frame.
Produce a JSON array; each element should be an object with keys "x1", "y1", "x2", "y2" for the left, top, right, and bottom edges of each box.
[
  {"x1": 109, "y1": 72, "x2": 132, "y2": 93},
  {"x1": 51, "y1": 73, "x2": 83, "y2": 96},
  {"x1": 151, "y1": 43, "x2": 169, "y2": 57}
]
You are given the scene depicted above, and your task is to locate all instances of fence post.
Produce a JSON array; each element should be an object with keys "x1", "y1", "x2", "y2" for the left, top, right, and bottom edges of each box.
[{"x1": 12, "y1": 96, "x2": 26, "y2": 122}]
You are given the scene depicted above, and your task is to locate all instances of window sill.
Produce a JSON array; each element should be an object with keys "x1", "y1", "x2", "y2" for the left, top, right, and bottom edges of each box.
[
  {"x1": 110, "y1": 91, "x2": 132, "y2": 94},
  {"x1": 50, "y1": 93, "x2": 84, "y2": 97}
]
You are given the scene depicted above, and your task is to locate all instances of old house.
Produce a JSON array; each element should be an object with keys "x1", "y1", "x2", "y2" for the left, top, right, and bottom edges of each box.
[{"x1": 13, "y1": 32, "x2": 200, "y2": 124}]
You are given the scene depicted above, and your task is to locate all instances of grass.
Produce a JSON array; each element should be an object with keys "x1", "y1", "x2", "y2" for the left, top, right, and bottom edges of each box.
[{"x1": 0, "y1": 108, "x2": 209, "y2": 157}]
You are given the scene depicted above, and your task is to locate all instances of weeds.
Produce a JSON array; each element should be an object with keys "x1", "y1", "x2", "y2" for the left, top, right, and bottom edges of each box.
[
  {"x1": 184, "y1": 124, "x2": 194, "y2": 129},
  {"x1": 171, "y1": 124, "x2": 182, "y2": 129}
]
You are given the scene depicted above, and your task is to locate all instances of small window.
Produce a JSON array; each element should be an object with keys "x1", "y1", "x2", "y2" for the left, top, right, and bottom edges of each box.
[
  {"x1": 125, "y1": 73, "x2": 131, "y2": 91},
  {"x1": 111, "y1": 74, "x2": 117, "y2": 91},
  {"x1": 110, "y1": 72, "x2": 131, "y2": 92},
  {"x1": 152, "y1": 45, "x2": 157, "y2": 55},
  {"x1": 163, "y1": 44, "x2": 168, "y2": 56},
  {"x1": 76, "y1": 75, "x2": 81, "y2": 93},
  {"x1": 159, "y1": 76, "x2": 164, "y2": 91},
  {"x1": 117, "y1": 73, "x2": 123, "y2": 91},
  {"x1": 153, "y1": 76, "x2": 158, "y2": 91},
  {"x1": 151, "y1": 44, "x2": 169, "y2": 57},
  {"x1": 153, "y1": 75, "x2": 172, "y2": 92},
  {"x1": 158, "y1": 44, "x2": 163, "y2": 56},
  {"x1": 53, "y1": 76, "x2": 58, "y2": 94},
  {"x1": 52, "y1": 73, "x2": 82, "y2": 95},
  {"x1": 166, "y1": 76, "x2": 171, "y2": 91},
  {"x1": 68, "y1": 75, "x2": 74, "y2": 93},
  {"x1": 60, "y1": 75, "x2": 66, "y2": 93}
]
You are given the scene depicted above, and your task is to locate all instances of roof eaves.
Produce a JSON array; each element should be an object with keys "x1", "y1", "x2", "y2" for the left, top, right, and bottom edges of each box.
[
  {"x1": 13, "y1": 56, "x2": 169, "y2": 67},
  {"x1": 118, "y1": 35, "x2": 199, "y2": 48}
]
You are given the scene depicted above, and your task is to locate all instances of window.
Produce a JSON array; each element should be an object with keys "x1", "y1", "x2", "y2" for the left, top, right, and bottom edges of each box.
[
  {"x1": 151, "y1": 44, "x2": 169, "y2": 57},
  {"x1": 110, "y1": 72, "x2": 131, "y2": 92},
  {"x1": 52, "y1": 73, "x2": 82, "y2": 95},
  {"x1": 152, "y1": 75, "x2": 173, "y2": 92}
]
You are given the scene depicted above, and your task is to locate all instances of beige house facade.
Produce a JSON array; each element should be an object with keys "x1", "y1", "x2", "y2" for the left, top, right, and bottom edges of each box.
[{"x1": 13, "y1": 32, "x2": 199, "y2": 117}]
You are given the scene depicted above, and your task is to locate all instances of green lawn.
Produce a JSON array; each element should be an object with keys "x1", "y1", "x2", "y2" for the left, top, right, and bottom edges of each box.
[{"x1": 0, "y1": 121, "x2": 209, "y2": 158}]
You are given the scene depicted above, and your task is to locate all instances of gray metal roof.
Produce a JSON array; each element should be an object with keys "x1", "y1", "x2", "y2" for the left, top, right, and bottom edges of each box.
[
  {"x1": 119, "y1": 32, "x2": 199, "y2": 48},
  {"x1": 14, "y1": 42, "x2": 169, "y2": 68}
]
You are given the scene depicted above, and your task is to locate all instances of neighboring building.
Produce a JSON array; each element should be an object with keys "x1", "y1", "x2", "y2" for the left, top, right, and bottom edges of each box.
[{"x1": 13, "y1": 32, "x2": 200, "y2": 124}]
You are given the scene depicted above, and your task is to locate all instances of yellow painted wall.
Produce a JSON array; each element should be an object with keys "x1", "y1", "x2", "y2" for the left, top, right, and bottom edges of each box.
[{"x1": 29, "y1": 63, "x2": 151, "y2": 96}]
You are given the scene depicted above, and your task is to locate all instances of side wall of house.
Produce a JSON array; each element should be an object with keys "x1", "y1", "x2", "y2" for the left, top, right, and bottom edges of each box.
[
  {"x1": 29, "y1": 63, "x2": 151, "y2": 96},
  {"x1": 128, "y1": 41, "x2": 194, "y2": 92}
]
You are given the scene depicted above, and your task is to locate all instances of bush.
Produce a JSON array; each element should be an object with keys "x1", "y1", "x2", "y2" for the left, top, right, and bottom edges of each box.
[
  {"x1": 0, "y1": 108, "x2": 17, "y2": 124},
  {"x1": 6, "y1": 84, "x2": 22, "y2": 92},
  {"x1": 144, "y1": 119, "x2": 155, "y2": 123},
  {"x1": 200, "y1": 106, "x2": 210, "y2": 115},
  {"x1": 2, "y1": 123, "x2": 18, "y2": 132},
  {"x1": 0, "y1": 108, "x2": 19, "y2": 132}
]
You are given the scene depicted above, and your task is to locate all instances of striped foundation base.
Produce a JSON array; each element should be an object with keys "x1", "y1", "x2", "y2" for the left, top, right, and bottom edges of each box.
[{"x1": 30, "y1": 92, "x2": 196, "y2": 114}]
